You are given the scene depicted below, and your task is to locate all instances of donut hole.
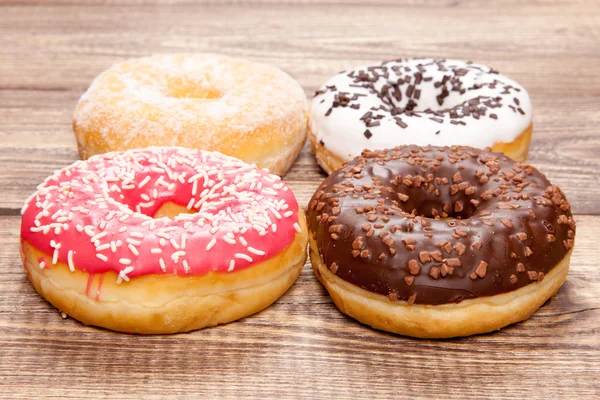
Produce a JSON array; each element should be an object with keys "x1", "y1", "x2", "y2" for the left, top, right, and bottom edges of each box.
[
  {"x1": 164, "y1": 77, "x2": 222, "y2": 100},
  {"x1": 394, "y1": 192, "x2": 477, "y2": 221},
  {"x1": 152, "y1": 201, "x2": 196, "y2": 219}
]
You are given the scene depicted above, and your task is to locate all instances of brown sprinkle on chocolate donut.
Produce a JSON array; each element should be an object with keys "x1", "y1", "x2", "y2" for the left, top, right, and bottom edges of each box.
[
  {"x1": 306, "y1": 145, "x2": 575, "y2": 305},
  {"x1": 408, "y1": 259, "x2": 421, "y2": 275},
  {"x1": 475, "y1": 261, "x2": 488, "y2": 278}
]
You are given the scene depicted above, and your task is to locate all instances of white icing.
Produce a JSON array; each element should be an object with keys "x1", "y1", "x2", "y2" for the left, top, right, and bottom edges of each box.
[{"x1": 310, "y1": 58, "x2": 532, "y2": 160}]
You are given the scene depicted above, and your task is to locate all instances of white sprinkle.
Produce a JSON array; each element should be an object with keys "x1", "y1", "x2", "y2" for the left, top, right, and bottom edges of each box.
[
  {"x1": 90, "y1": 231, "x2": 108, "y2": 243},
  {"x1": 130, "y1": 232, "x2": 144, "y2": 239},
  {"x1": 182, "y1": 259, "x2": 190, "y2": 273},
  {"x1": 151, "y1": 248, "x2": 162, "y2": 254},
  {"x1": 138, "y1": 176, "x2": 151, "y2": 188},
  {"x1": 128, "y1": 244, "x2": 139, "y2": 256},
  {"x1": 284, "y1": 211, "x2": 294, "y2": 218},
  {"x1": 126, "y1": 238, "x2": 141, "y2": 246},
  {"x1": 116, "y1": 266, "x2": 134, "y2": 284},
  {"x1": 159, "y1": 258, "x2": 166, "y2": 272},
  {"x1": 269, "y1": 208, "x2": 282, "y2": 219},
  {"x1": 206, "y1": 238, "x2": 217, "y2": 251},
  {"x1": 228, "y1": 260, "x2": 235, "y2": 272},
  {"x1": 247, "y1": 247, "x2": 266, "y2": 256},
  {"x1": 171, "y1": 250, "x2": 186, "y2": 263},
  {"x1": 186, "y1": 198, "x2": 196, "y2": 210},
  {"x1": 95, "y1": 243, "x2": 110, "y2": 251},
  {"x1": 67, "y1": 250, "x2": 75, "y2": 272},
  {"x1": 156, "y1": 231, "x2": 171, "y2": 240},
  {"x1": 39, "y1": 261, "x2": 46, "y2": 269},
  {"x1": 223, "y1": 236, "x2": 236, "y2": 245},
  {"x1": 239, "y1": 237, "x2": 248, "y2": 247},
  {"x1": 96, "y1": 253, "x2": 108, "y2": 262},
  {"x1": 118, "y1": 226, "x2": 128, "y2": 233},
  {"x1": 271, "y1": 224, "x2": 277, "y2": 233},
  {"x1": 111, "y1": 241, "x2": 117, "y2": 253},
  {"x1": 235, "y1": 253, "x2": 253, "y2": 262},
  {"x1": 52, "y1": 248, "x2": 59, "y2": 265},
  {"x1": 294, "y1": 222, "x2": 302, "y2": 233},
  {"x1": 169, "y1": 238, "x2": 180, "y2": 249},
  {"x1": 119, "y1": 258, "x2": 131, "y2": 265},
  {"x1": 181, "y1": 233, "x2": 187, "y2": 249}
]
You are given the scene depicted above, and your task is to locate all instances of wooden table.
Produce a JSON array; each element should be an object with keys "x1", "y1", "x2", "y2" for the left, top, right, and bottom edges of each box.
[{"x1": 1, "y1": 1, "x2": 599, "y2": 398}]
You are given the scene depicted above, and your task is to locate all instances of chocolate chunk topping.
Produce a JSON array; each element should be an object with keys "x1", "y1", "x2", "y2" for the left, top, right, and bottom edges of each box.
[
  {"x1": 315, "y1": 59, "x2": 528, "y2": 135},
  {"x1": 306, "y1": 145, "x2": 575, "y2": 305},
  {"x1": 475, "y1": 261, "x2": 488, "y2": 278},
  {"x1": 408, "y1": 259, "x2": 421, "y2": 275}
]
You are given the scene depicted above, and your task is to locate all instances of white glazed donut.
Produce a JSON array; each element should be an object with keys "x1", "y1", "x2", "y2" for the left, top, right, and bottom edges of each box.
[{"x1": 310, "y1": 58, "x2": 533, "y2": 174}]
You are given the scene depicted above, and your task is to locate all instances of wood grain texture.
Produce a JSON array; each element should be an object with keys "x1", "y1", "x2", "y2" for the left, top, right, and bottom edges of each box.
[
  {"x1": 0, "y1": 0, "x2": 599, "y2": 398},
  {"x1": 1, "y1": 214, "x2": 599, "y2": 399}
]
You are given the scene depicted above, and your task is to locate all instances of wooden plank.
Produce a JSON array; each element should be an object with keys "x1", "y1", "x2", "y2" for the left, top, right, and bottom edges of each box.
[
  {"x1": 1, "y1": 0, "x2": 599, "y2": 398},
  {"x1": 0, "y1": 2, "x2": 599, "y2": 94},
  {"x1": 1, "y1": 214, "x2": 599, "y2": 398}
]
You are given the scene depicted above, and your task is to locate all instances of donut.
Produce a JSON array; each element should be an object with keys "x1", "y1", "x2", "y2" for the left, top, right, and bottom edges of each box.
[
  {"x1": 306, "y1": 145, "x2": 574, "y2": 338},
  {"x1": 73, "y1": 54, "x2": 308, "y2": 176},
  {"x1": 310, "y1": 58, "x2": 532, "y2": 174},
  {"x1": 20, "y1": 147, "x2": 308, "y2": 334}
]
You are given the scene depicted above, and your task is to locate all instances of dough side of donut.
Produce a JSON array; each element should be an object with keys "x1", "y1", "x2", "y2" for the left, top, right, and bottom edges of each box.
[
  {"x1": 309, "y1": 235, "x2": 570, "y2": 339},
  {"x1": 21, "y1": 211, "x2": 308, "y2": 334},
  {"x1": 73, "y1": 54, "x2": 309, "y2": 176},
  {"x1": 309, "y1": 123, "x2": 533, "y2": 175}
]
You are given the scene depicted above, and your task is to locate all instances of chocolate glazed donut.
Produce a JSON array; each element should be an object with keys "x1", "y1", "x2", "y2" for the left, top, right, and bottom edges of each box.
[{"x1": 306, "y1": 145, "x2": 575, "y2": 338}]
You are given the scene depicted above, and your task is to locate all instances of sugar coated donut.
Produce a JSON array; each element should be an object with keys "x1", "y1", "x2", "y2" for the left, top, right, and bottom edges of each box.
[
  {"x1": 20, "y1": 147, "x2": 308, "y2": 334},
  {"x1": 306, "y1": 145, "x2": 574, "y2": 338},
  {"x1": 310, "y1": 58, "x2": 532, "y2": 174},
  {"x1": 73, "y1": 54, "x2": 308, "y2": 176}
]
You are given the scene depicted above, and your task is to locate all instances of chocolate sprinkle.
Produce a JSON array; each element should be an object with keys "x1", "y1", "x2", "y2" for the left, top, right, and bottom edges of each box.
[{"x1": 314, "y1": 58, "x2": 529, "y2": 136}]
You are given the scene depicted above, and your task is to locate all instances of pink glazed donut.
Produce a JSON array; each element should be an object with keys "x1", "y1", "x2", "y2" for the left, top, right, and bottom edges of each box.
[{"x1": 20, "y1": 147, "x2": 308, "y2": 333}]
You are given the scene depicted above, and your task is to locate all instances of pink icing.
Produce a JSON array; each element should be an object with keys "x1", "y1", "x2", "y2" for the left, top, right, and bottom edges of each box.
[{"x1": 21, "y1": 147, "x2": 301, "y2": 283}]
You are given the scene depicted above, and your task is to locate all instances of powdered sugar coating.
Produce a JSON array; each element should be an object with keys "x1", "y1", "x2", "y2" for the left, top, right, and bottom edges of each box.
[
  {"x1": 73, "y1": 54, "x2": 308, "y2": 172},
  {"x1": 311, "y1": 58, "x2": 532, "y2": 161},
  {"x1": 21, "y1": 147, "x2": 301, "y2": 282}
]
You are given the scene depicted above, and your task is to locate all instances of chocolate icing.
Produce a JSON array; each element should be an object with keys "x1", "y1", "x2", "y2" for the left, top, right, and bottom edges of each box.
[{"x1": 306, "y1": 145, "x2": 575, "y2": 305}]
